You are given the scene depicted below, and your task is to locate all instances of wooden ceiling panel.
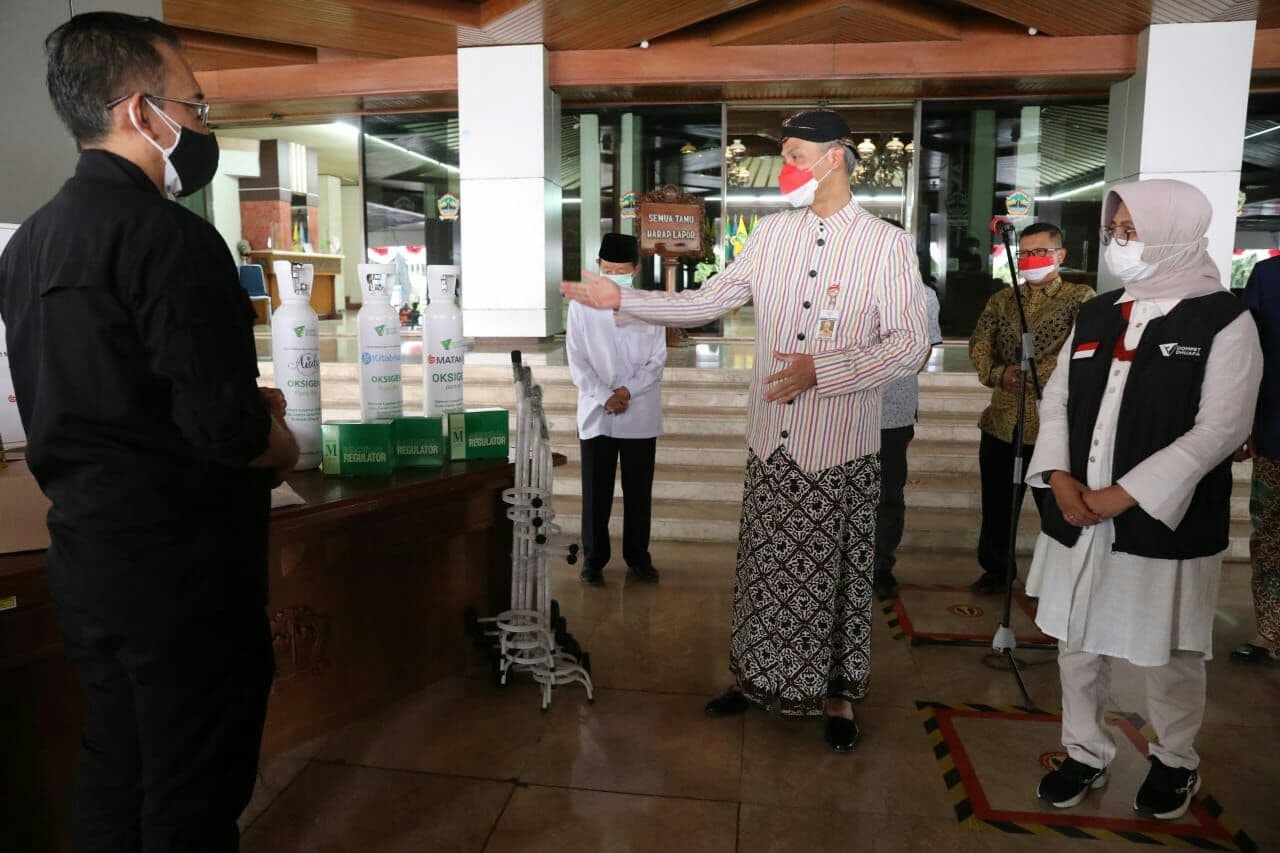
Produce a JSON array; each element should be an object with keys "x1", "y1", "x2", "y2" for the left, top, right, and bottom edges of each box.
[
  {"x1": 164, "y1": 0, "x2": 458, "y2": 57},
  {"x1": 554, "y1": 73, "x2": 1119, "y2": 106},
  {"x1": 953, "y1": 0, "x2": 1260, "y2": 37},
  {"x1": 212, "y1": 92, "x2": 458, "y2": 125},
  {"x1": 712, "y1": 0, "x2": 960, "y2": 45},
  {"x1": 459, "y1": 0, "x2": 763, "y2": 50},
  {"x1": 175, "y1": 28, "x2": 316, "y2": 71},
  {"x1": 716, "y1": 9, "x2": 959, "y2": 45}
]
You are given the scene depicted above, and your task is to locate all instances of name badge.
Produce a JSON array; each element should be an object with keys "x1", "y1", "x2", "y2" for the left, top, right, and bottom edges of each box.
[
  {"x1": 816, "y1": 308, "x2": 840, "y2": 341},
  {"x1": 1072, "y1": 342, "x2": 1100, "y2": 360}
]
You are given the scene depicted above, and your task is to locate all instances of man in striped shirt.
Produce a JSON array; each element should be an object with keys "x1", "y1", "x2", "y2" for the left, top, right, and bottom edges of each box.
[{"x1": 561, "y1": 109, "x2": 930, "y2": 752}]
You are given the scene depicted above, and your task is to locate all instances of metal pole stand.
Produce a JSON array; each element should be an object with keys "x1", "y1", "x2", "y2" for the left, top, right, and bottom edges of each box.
[
  {"x1": 908, "y1": 224, "x2": 1052, "y2": 711},
  {"x1": 991, "y1": 223, "x2": 1048, "y2": 710},
  {"x1": 474, "y1": 351, "x2": 594, "y2": 711}
]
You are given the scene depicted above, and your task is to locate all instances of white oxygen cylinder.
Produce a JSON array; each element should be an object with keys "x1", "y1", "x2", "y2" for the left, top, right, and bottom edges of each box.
[
  {"x1": 422, "y1": 269, "x2": 463, "y2": 417},
  {"x1": 356, "y1": 263, "x2": 403, "y2": 421},
  {"x1": 271, "y1": 261, "x2": 322, "y2": 469}
]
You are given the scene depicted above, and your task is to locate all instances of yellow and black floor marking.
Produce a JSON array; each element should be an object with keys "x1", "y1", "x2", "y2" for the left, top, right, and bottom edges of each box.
[
  {"x1": 877, "y1": 595, "x2": 904, "y2": 639},
  {"x1": 878, "y1": 584, "x2": 1054, "y2": 647},
  {"x1": 916, "y1": 701, "x2": 1258, "y2": 851}
]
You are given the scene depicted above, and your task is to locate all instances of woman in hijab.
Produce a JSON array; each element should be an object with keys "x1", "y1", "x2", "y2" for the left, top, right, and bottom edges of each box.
[{"x1": 1024, "y1": 179, "x2": 1263, "y2": 820}]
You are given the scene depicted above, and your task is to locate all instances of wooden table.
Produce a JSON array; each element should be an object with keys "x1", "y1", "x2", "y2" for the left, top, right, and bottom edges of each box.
[
  {"x1": 0, "y1": 459, "x2": 539, "y2": 852},
  {"x1": 248, "y1": 250, "x2": 343, "y2": 319}
]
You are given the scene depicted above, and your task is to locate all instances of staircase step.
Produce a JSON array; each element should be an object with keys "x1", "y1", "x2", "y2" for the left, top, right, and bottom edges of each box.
[
  {"x1": 463, "y1": 381, "x2": 751, "y2": 410},
  {"x1": 264, "y1": 362, "x2": 1254, "y2": 541},
  {"x1": 556, "y1": 463, "x2": 745, "y2": 503},
  {"x1": 547, "y1": 433, "x2": 748, "y2": 468},
  {"x1": 549, "y1": 496, "x2": 1252, "y2": 561}
]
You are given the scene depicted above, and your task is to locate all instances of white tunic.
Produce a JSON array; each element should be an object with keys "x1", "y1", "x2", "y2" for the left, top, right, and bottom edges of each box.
[
  {"x1": 1025, "y1": 293, "x2": 1263, "y2": 666},
  {"x1": 566, "y1": 300, "x2": 666, "y2": 440}
]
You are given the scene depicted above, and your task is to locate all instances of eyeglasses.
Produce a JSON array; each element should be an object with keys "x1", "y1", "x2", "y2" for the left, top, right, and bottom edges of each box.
[
  {"x1": 104, "y1": 93, "x2": 211, "y2": 128},
  {"x1": 1016, "y1": 247, "x2": 1062, "y2": 259},
  {"x1": 1099, "y1": 225, "x2": 1138, "y2": 247}
]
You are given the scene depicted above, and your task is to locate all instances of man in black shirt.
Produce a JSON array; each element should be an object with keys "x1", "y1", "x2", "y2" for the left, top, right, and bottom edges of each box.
[{"x1": 0, "y1": 13, "x2": 298, "y2": 851}]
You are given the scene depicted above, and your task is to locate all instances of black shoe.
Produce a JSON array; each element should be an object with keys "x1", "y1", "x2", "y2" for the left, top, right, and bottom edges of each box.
[
  {"x1": 970, "y1": 571, "x2": 1009, "y2": 595},
  {"x1": 1229, "y1": 642, "x2": 1276, "y2": 664},
  {"x1": 579, "y1": 566, "x2": 604, "y2": 586},
  {"x1": 628, "y1": 563, "x2": 660, "y2": 583},
  {"x1": 872, "y1": 572, "x2": 900, "y2": 600},
  {"x1": 1037, "y1": 757, "x2": 1108, "y2": 808},
  {"x1": 1134, "y1": 756, "x2": 1200, "y2": 820},
  {"x1": 824, "y1": 715, "x2": 860, "y2": 752},
  {"x1": 704, "y1": 688, "x2": 751, "y2": 717}
]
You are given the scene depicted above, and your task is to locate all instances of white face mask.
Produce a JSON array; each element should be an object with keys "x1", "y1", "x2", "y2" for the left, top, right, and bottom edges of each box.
[
  {"x1": 1105, "y1": 240, "x2": 1156, "y2": 282},
  {"x1": 1105, "y1": 239, "x2": 1198, "y2": 283}
]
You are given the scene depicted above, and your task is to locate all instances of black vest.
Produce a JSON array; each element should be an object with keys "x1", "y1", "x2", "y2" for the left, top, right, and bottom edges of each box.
[{"x1": 1041, "y1": 289, "x2": 1244, "y2": 559}]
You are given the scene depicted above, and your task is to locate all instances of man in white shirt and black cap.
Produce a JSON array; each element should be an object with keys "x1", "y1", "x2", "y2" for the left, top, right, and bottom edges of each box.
[{"x1": 567, "y1": 233, "x2": 666, "y2": 585}]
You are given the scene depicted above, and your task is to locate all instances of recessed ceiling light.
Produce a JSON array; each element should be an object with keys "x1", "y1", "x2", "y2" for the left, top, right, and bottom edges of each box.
[{"x1": 640, "y1": 40, "x2": 650, "y2": 49}]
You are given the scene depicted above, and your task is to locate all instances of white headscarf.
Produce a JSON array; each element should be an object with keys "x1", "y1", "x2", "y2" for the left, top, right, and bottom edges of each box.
[{"x1": 1102, "y1": 179, "x2": 1223, "y2": 300}]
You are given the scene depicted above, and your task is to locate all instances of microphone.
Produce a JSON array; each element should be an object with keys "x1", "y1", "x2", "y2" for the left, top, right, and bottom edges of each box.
[{"x1": 989, "y1": 215, "x2": 1015, "y2": 235}]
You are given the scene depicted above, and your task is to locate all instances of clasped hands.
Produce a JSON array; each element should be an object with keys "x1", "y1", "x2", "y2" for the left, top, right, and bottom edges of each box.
[
  {"x1": 604, "y1": 387, "x2": 631, "y2": 415},
  {"x1": 1048, "y1": 470, "x2": 1137, "y2": 527}
]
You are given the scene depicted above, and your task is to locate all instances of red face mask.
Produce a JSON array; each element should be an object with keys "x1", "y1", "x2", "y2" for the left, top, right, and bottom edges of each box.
[
  {"x1": 1017, "y1": 254, "x2": 1056, "y2": 272},
  {"x1": 1017, "y1": 252, "x2": 1058, "y2": 283},
  {"x1": 778, "y1": 162, "x2": 814, "y2": 196}
]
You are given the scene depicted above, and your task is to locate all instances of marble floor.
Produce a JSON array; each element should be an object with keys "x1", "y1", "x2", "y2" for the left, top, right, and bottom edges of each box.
[{"x1": 238, "y1": 545, "x2": 1280, "y2": 852}]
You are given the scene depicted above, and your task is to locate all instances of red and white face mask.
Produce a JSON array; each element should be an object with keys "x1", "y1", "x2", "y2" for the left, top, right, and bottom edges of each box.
[
  {"x1": 1017, "y1": 252, "x2": 1058, "y2": 283},
  {"x1": 778, "y1": 150, "x2": 837, "y2": 208}
]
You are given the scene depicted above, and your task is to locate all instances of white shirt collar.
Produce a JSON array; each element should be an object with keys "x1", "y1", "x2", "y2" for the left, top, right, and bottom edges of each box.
[{"x1": 1117, "y1": 289, "x2": 1181, "y2": 316}]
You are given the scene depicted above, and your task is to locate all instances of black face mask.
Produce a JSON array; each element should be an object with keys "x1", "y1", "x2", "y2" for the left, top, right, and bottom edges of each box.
[
  {"x1": 136, "y1": 99, "x2": 220, "y2": 197},
  {"x1": 167, "y1": 124, "x2": 220, "y2": 197}
]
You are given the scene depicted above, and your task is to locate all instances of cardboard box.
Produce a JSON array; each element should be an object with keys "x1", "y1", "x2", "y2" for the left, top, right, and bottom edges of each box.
[
  {"x1": 321, "y1": 421, "x2": 393, "y2": 476},
  {"x1": 447, "y1": 408, "x2": 510, "y2": 461},
  {"x1": 391, "y1": 417, "x2": 445, "y2": 468}
]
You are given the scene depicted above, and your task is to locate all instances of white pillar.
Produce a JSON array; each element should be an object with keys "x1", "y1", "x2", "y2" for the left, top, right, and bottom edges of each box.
[
  {"x1": 458, "y1": 45, "x2": 563, "y2": 338},
  {"x1": 1102, "y1": 21, "x2": 1255, "y2": 291}
]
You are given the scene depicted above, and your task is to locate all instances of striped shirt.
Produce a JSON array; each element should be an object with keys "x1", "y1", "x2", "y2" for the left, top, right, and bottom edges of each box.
[{"x1": 619, "y1": 198, "x2": 930, "y2": 472}]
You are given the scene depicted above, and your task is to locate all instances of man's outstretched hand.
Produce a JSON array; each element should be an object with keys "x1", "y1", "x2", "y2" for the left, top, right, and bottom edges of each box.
[{"x1": 560, "y1": 270, "x2": 622, "y2": 310}]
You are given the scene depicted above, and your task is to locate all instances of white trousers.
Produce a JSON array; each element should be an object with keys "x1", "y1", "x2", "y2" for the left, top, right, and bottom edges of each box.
[{"x1": 1058, "y1": 646, "x2": 1206, "y2": 771}]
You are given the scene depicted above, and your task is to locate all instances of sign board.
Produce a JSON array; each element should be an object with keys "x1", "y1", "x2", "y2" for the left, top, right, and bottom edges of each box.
[
  {"x1": 0, "y1": 223, "x2": 24, "y2": 452},
  {"x1": 637, "y1": 186, "x2": 705, "y2": 260}
]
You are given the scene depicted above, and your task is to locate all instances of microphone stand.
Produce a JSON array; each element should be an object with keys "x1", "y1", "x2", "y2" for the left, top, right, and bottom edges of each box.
[
  {"x1": 906, "y1": 224, "x2": 1052, "y2": 711},
  {"x1": 992, "y1": 222, "x2": 1048, "y2": 709}
]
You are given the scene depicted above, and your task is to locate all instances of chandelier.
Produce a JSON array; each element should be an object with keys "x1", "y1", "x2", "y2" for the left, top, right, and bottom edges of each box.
[
  {"x1": 725, "y1": 138, "x2": 752, "y2": 187},
  {"x1": 850, "y1": 135, "x2": 912, "y2": 190}
]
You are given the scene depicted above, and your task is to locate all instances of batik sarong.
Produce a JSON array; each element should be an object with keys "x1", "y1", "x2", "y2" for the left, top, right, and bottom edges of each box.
[
  {"x1": 729, "y1": 446, "x2": 879, "y2": 717},
  {"x1": 1250, "y1": 455, "x2": 1280, "y2": 647}
]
